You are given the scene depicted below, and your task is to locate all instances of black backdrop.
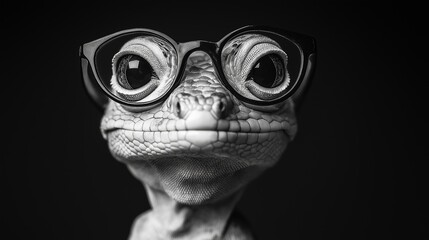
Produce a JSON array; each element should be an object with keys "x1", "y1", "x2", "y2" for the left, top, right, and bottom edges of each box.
[{"x1": 3, "y1": 1, "x2": 427, "y2": 239}]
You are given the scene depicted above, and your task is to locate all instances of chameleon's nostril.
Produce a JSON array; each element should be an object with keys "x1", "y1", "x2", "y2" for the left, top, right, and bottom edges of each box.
[
  {"x1": 211, "y1": 98, "x2": 231, "y2": 119},
  {"x1": 218, "y1": 102, "x2": 225, "y2": 113},
  {"x1": 176, "y1": 101, "x2": 181, "y2": 114},
  {"x1": 174, "y1": 100, "x2": 189, "y2": 119}
]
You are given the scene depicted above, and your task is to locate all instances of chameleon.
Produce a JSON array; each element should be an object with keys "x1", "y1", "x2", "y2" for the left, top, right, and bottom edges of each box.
[{"x1": 82, "y1": 27, "x2": 315, "y2": 240}]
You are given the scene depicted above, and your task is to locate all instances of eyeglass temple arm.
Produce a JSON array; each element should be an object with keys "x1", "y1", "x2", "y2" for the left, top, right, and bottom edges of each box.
[
  {"x1": 80, "y1": 46, "x2": 108, "y2": 111},
  {"x1": 292, "y1": 36, "x2": 317, "y2": 110},
  {"x1": 292, "y1": 53, "x2": 316, "y2": 105}
]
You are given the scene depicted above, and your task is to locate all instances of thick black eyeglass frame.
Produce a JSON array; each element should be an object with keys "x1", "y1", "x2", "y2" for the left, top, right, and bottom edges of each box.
[{"x1": 80, "y1": 25, "x2": 316, "y2": 110}]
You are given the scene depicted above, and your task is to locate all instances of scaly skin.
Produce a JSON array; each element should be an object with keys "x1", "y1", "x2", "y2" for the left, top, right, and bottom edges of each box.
[{"x1": 100, "y1": 51, "x2": 298, "y2": 239}]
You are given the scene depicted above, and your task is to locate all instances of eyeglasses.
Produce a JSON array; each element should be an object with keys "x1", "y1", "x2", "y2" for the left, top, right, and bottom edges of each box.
[{"x1": 80, "y1": 25, "x2": 316, "y2": 111}]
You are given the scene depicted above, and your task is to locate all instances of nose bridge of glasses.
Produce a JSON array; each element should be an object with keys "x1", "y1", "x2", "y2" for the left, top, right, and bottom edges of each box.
[
  {"x1": 178, "y1": 40, "x2": 218, "y2": 58},
  {"x1": 168, "y1": 48, "x2": 234, "y2": 121}
]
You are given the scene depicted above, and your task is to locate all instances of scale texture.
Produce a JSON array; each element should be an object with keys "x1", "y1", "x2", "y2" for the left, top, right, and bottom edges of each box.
[{"x1": 100, "y1": 50, "x2": 298, "y2": 239}]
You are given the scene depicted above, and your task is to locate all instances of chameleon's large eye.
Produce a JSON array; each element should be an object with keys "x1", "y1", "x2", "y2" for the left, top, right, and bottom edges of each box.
[
  {"x1": 246, "y1": 54, "x2": 284, "y2": 88},
  {"x1": 112, "y1": 53, "x2": 159, "y2": 101},
  {"x1": 111, "y1": 36, "x2": 177, "y2": 103},
  {"x1": 221, "y1": 34, "x2": 291, "y2": 102},
  {"x1": 117, "y1": 55, "x2": 158, "y2": 90}
]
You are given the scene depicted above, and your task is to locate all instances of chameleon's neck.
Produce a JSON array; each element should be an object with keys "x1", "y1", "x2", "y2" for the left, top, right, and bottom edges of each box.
[{"x1": 128, "y1": 185, "x2": 253, "y2": 240}]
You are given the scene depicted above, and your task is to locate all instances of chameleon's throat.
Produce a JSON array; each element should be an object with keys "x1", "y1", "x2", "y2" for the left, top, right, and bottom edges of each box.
[{"x1": 128, "y1": 184, "x2": 245, "y2": 240}]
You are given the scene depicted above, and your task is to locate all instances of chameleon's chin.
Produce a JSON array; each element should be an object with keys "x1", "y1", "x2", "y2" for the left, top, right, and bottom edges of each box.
[
  {"x1": 106, "y1": 129, "x2": 290, "y2": 204},
  {"x1": 148, "y1": 155, "x2": 265, "y2": 205}
]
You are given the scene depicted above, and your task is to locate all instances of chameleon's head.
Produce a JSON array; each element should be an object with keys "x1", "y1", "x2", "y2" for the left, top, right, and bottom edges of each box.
[{"x1": 90, "y1": 29, "x2": 315, "y2": 205}]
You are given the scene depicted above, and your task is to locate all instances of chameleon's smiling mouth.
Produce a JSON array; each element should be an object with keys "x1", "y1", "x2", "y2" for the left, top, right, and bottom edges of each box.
[
  {"x1": 105, "y1": 129, "x2": 285, "y2": 148},
  {"x1": 101, "y1": 109, "x2": 295, "y2": 157},
  {"x1": 102, "y1": 110, "x2": 293, "y2": 140}
]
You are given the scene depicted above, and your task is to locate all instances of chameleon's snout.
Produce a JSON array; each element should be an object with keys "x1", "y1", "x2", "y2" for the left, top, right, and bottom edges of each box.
[{"x1": 172, "y1": 91, "x2": 233, "y2": 120}]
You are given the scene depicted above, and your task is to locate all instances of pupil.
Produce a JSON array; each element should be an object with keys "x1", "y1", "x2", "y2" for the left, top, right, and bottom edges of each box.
[
  {"x1": 118, "y1": 55, "x2": 154, "y2": 89},
  {"x1": 248, "y1": 54, "x2": 284, "y2": 88}
]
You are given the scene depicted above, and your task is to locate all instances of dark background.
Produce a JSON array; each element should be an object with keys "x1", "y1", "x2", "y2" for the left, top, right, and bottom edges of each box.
[{"x1": 2, "y1": 1, "x2": 427, "y2": 239}]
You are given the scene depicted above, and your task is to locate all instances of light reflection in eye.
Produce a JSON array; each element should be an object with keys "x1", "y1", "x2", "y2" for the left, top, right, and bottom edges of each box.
[{"x1": 128, "y1": 60, "x2": 140, "y2": 69}]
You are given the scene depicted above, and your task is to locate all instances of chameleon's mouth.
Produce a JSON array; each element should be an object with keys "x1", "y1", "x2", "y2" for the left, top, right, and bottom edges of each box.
[
  {"x1": 104, "y1": 128, "x2": 286, "y2": 149},
  {"x1": 101, "y1": 110, "x2": 294, "y2": 141}
]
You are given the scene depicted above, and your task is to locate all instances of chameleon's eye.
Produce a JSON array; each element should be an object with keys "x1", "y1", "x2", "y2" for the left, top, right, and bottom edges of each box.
[
  {"x1": 246, "y1": 53, "x2": 284, "y2": 88},
  {"x1": 221, "y1": 34, "x2": 291, "y2": 102},
  {"x1": 117, "y1": 55, "x2": 158, "y2": 90},
  {"x1": 112, "y1": 53, "x2": 159, "y2": 101},
  {"x1": 110, "y1": 36, "x2": 178, "y2": 103}
]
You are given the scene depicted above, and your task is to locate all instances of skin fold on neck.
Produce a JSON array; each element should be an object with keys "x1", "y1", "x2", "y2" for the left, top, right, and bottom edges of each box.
[{"x1": 128, "y1": 185, "x2": 245, "y2": 240}]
